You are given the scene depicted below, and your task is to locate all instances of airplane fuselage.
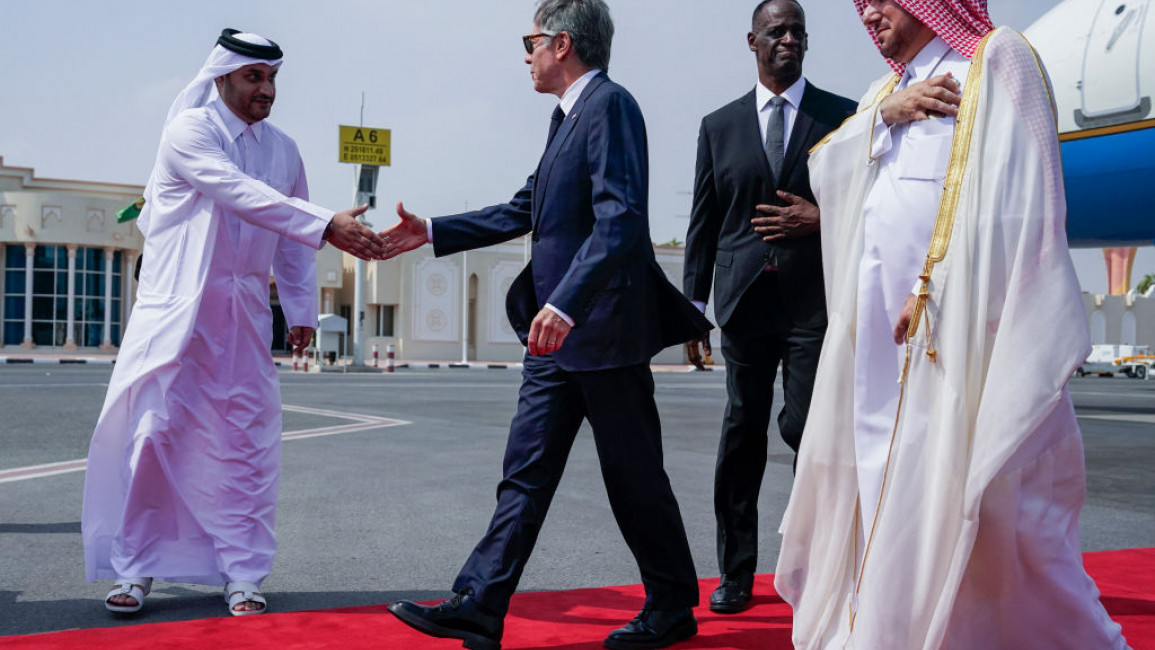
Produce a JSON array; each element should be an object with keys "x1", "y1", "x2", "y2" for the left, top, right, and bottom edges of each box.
[{"x1": 1025, "y1": 0, "x2": 1154, "y2": 247}]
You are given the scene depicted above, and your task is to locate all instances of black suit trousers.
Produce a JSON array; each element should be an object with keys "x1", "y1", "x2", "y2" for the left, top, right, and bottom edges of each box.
[
  {"x1": 715, "y1": 271, "x2": 823, "y2": 578},
  {"x1": 453, "y1": 354, "x2": 699, "y2": 616}
]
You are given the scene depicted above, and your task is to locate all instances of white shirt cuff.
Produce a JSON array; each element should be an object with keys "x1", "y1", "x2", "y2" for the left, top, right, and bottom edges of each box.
[
  {"x1": 691, "y1": 300, "x2": 707, "y2": 313},
  {"x1": 425, "y1": 219, "x2": 434, "y2": 244},
  {"x1": 544, "y1": 303, "x2": 575, "y2": 327}
]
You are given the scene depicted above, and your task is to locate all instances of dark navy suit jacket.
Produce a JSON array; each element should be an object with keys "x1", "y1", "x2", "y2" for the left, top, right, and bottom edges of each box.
[
  {"x1": 683, "y1": 82, "x2": 856, "y2": 330},
  {"x1": 432, "y1": 73, "x2": 709, "y2": 371}
]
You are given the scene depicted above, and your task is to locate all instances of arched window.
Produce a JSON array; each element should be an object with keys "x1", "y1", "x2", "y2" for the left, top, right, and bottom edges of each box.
[
  {"x1": 1121, "y1": 311, "x2": 1137, "y2": 345},
  {"x1": 1090, "y1": 310, "x2": 1107, "y2": 344}
]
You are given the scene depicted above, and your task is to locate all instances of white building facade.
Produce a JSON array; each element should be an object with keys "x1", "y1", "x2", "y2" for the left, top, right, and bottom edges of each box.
[
  {"x1": 1085, "y1": 292, "x2": 1155, "y2": 348},
  {"x1": 335, "y1": 239, "x2": 701, "y2": 365},
  {"x1": 0, "y1": 157, "x2": 348, "y2": 354},
  {"x1": 0, "y1": 157, "x2": 144, "y2": 350}
]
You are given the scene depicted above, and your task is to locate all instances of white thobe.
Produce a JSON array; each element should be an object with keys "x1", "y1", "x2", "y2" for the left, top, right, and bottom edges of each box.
[
  {"x1": 776, "y1": 28, "x2": 1130, "y2": 649},
  {"x1": 82, "y1": 98, "x2": 332, "y2": 586},
  {"x1": 854, "y1": 36, "x2": 970, "y2": 542}
]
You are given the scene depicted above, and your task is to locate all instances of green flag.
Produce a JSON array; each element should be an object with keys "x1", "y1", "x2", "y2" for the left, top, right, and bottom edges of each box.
[{"x1": 117, "y1": 197, "x2": 145, "y2": 223}]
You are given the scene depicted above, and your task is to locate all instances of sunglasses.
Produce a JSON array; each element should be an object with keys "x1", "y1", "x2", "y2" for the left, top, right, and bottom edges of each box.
[{"x1": 522, "y1": 30, "x2": 558, "y2": 54}]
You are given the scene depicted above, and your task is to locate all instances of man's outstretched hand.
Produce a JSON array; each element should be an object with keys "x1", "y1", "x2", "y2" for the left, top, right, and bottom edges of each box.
[
  {"x1": 327, "y1": 205, "x2": 385, "y2": 260},
  {"x1": 380, "y1": 202, "x2": 431, "y2": 260}
]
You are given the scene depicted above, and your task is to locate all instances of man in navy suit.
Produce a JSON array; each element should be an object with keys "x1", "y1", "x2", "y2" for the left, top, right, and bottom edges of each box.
[
  {"x1": 382, "y1": 1, "x2": 710, "y2": 648},
  {"x1": 682, "y1": 0, "x2": 857, "y2": 615}
]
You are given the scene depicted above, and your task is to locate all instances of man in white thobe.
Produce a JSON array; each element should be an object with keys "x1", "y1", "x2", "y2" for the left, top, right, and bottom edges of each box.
[
  {"x1": 775, "y1": 1, "x2": 1131, "y2": 648},
  {"x1": 82, "y1": 29, "x2": 384, "y2": 617}
]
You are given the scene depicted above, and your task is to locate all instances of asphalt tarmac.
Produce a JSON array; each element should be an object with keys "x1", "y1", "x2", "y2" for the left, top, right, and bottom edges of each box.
[{"x1": 0, "y1": 364, "x2": 1151, "y2": 636}]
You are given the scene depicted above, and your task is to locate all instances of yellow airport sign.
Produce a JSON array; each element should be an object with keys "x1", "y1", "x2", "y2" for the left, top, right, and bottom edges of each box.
[{"x1": 339, "y1": 125, "x2": 391, "y2": 165}]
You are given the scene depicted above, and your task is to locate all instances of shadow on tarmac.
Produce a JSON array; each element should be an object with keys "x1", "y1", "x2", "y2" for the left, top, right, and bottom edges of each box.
[{"x1": 0, "y1": 522, "x2": 80, "y2": 535}]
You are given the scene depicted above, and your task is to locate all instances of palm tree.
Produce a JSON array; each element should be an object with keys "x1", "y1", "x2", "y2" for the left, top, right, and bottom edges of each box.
[{"x1": 1138, "y1": 273, "x2": 1155, "y2": 297}]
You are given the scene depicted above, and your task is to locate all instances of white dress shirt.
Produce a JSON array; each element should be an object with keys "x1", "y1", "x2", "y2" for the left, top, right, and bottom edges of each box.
[
  {"x1": 756, "y1": 75, "x2": 807, "y2": 148},
  {"x1": 853, "y1": 36, "x2": 971, "y2": 536}
]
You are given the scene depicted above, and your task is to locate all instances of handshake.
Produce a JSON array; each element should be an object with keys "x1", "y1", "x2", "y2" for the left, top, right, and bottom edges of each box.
[{"x1": 325, "y1": 201, "x2": 429, "y2": 262}]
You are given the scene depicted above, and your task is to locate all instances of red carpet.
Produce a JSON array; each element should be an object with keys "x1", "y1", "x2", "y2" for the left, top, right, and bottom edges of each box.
[{"x1": 6, "y1": 548, "x2": 1153, "y2": 649}]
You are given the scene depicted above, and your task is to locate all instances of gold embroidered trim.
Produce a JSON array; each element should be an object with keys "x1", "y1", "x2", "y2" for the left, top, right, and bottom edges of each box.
[
  {"x1": 906, "y1": 31, "x2": 994, "y2": 348},
  {"x1": 866, "y1": 75, "x2": 903, "y2": 163},
  {"x1": 808, "y1": 75, "x2": 901, "y2": 157},
  {"x1": 872, "y1": 74, "x2": 903, "y2": 107},
  {"x1": 850, "y1": 30, "x2": 999, "y2": 636}
]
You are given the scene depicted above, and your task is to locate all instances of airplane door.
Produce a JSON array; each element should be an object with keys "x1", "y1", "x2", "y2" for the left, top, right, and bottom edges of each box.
[{"x1": 1081, "y1": 0, "x2": 1148, "y2": 118}]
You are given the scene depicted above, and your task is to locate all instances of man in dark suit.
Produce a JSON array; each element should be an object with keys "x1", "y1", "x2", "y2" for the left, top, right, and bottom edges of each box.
[
  {"x1": 682, "y1": 0, "x2": 857, "y2": 616},
  {"x1": 380, "y1": 1, "x2": 710, "y2": 648}
]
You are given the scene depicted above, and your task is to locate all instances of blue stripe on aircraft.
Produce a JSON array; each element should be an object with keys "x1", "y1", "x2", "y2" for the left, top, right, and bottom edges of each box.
[{"x1": 1062, "y1": 125, "x2": 1155, "y2": 247}]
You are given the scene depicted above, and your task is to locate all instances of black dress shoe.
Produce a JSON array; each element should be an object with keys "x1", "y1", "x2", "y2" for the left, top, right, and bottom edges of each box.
[
  {"x1": 603, "y1": 608, "x2": 697, "y2": 649},
  {"x1": 388, "y1": 592, "x2": 503, "y2": 650},
  {"x1": 708, "y1": 574, "x2": 753, "y2": 614}
]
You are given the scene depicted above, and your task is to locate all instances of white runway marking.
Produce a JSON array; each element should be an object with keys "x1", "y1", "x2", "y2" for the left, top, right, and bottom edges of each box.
[
  {"x1": 1079, "y1": 413, "x2": 1155, "y2": 425},
  {"x1": 280, "y1": 404, "x2": 408, "y2": 441},
  {"x1": 0, "y1": 382, "x2": 109, "y2": 389},
  {"x1": 0, "y1": 459, "x2": 89, "y2": 483},
  {"x1": 0, "y1": 405, "x2": 409, "y2": 484},
  {"x1": 1071, "y1": 390, "x2": 1155, "y2": 399}
]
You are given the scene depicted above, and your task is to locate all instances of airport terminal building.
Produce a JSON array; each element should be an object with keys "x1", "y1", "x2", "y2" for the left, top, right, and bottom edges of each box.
[
  {"x1": 0, "y1": 156, "x2": 1148, "y2": 364},
  {"x1": 0, "y1": 158, "x2": 144, "y2": 350},
  {"x1": 0, "y1": 157, "x2": 347, "y2": 353}
]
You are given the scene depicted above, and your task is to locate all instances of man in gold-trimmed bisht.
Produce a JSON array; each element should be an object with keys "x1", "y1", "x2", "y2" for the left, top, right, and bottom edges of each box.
[{"x1": 774, "y1": 1, "x2": 1131, "y2": 648}]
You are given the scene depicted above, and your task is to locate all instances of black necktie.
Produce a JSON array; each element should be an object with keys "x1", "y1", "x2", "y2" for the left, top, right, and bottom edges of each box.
[
  {"x1": 546, "y1": 106, "x2": 565, "y2": 147},
  {"x1": 765, "y1": 96, "x2": 786, "y2": 182}
]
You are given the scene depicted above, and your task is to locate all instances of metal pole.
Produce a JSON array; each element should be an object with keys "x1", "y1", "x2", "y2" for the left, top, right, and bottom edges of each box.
[
  {"x1": 353, "y1": 257, "x2": 365, "y2": 366},
  {"x1": 461, "y1": 251, "x2": 469, "y2": 364},
  {"x1": 351, "y1": 92, "x2": 367, "y2": 367},
  {"x1": 461, "y1": 200, "x2": 470, "y2": 365}
]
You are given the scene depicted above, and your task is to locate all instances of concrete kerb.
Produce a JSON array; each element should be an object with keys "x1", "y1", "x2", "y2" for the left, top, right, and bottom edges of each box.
[
  {"x1": 0, "y1": 348, "x2": 719, "y2": 373},
  {"x1": 0, "y1": 351, "x2": 116, "y2": 365},
  {"x1": 300, "y1": 359, "x2": 718, "y2": 373}
]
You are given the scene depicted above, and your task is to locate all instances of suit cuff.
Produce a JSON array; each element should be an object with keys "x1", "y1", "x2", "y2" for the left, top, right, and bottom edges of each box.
[{"x1": 544, "y1": 303, "x2": 575, "y2": 327}]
